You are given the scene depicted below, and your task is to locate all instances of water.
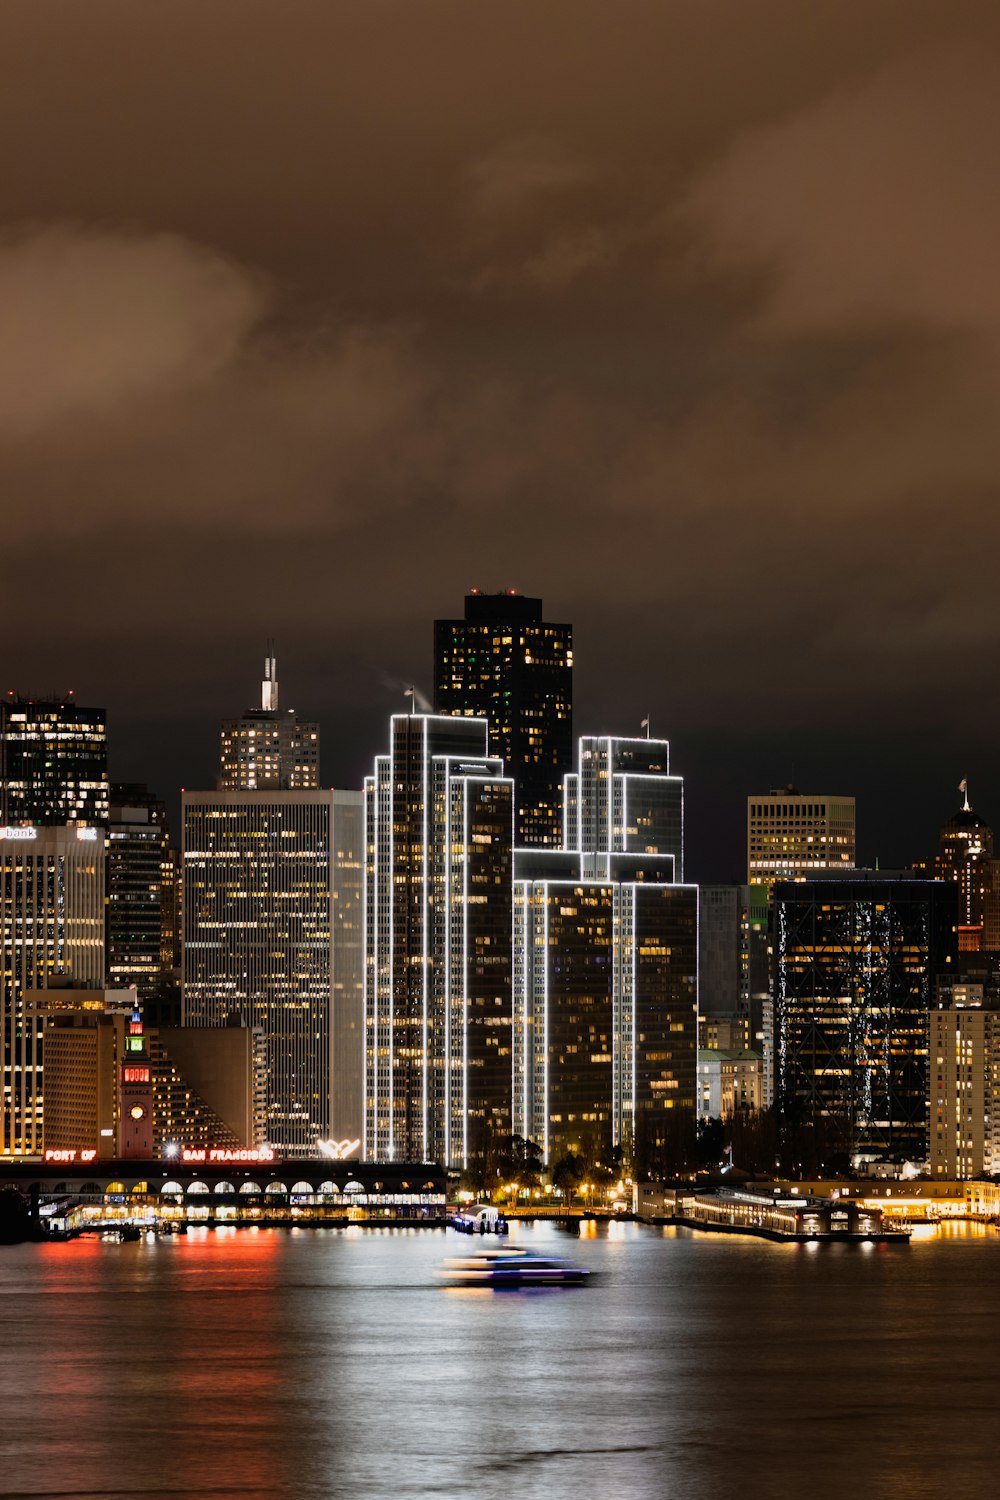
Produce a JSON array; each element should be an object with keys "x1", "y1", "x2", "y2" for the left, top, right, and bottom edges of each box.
[{"x1": 1, "y1": 1220, "x2": 996, "y2": 1500}]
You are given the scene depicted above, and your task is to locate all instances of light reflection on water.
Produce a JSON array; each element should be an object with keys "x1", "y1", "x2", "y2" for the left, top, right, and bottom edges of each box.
[{"x1": 1, "y1": 1220, "x2": 997, "y2": 1500}]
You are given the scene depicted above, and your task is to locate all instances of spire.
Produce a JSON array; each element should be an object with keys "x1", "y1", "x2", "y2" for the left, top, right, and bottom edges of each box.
[
  {"x1": 959, "y1": 778, "x2": 971, "y2": 814},
  {"x1": 261, "y1": 640, "x2": 278, "y2": 712}
]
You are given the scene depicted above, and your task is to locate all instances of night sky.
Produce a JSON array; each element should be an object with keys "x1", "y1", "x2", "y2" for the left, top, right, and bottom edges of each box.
[{"x1": 3, "y1": 0, "x2": 999, "y2": 880}]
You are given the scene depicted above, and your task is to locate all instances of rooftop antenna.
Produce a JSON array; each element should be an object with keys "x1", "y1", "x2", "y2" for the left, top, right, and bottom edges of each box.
[
  {"x1": 959, "y1": 777, "x2": 971, "y2": 813},
  {"x1": 262, "y1": 639, "x2": 278, "y2": 712}
]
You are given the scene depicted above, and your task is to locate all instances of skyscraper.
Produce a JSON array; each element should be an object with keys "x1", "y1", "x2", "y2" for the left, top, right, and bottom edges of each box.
[
  {"x1": 182, "y1": 788, "x2": 363, "y2": 1156},
  {"x1": 514, "y1": 735, "x2": 698, "y2": 1171},
  {"x1": 434, "y1": 591, "x2": 572, "y2": 846},
  {"x1": 1, "y1": 694, "x2": 109, "y2": 829},
  {"x1": 107, "y1": 784, "x2": 174, "y2": 1000},
  {"x1": 365, "y1": 713, "x2": 514, "y2": 1166},
  {"x1": 747, "y1": 787, "x2": 855, "y2": 888},
  {"x1": 219, "y1": 650, "x2": 320, "y2": 791},
  {"x1": 936, "y1": 787, "x2": 1000, "y2": 951},
  {"x1": 774, "y1": 873, "x2": 957, "y2": 1164},
  {"x1": 1, "y1": 825, "x2": 105, "y2": 1154},
  {"x1": 564, "y1": 735, "x2": 683, "y2": 878}
]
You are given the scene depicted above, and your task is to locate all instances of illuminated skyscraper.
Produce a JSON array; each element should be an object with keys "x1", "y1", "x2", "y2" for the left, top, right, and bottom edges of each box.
[
  {"x1": 0, "y1": 695, "x2": 109, "y2": 828},
  {"x1": 747, "y1": 787, "x2": 855, "y2": 888},
  {"x1": 936, "y1": 787, "x2": 1000, "y2": 952},
  {"x1": 564, "y1": 735, "x2": 683, "y2": 878},
  {"x1": 774, "y1": 873, "x2": 957, "y2": 1163},
  {"x1": 182, "y1": 788, "x2": 363, "y2": 1156},
  {"x1": 364, "y1": 714, "x2": 514, "y2": 1166},
  {"x1": 434, "y1": 591, "x2": 572, "y2": 846},
  {"x1": 1, "y1": 825, "x2": 105, "y2": 1154},
  {"x1": 219, "y1": 650, "x2": 320, "y2": 791},
  {"x1": 514, "y1": 735, "x2": 698, "y2": 1171}
]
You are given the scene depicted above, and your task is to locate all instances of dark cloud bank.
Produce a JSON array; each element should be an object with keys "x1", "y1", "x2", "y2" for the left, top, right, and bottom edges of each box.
[{"x1": 3, "y1": 0, "x2": 999, "y2": 876}]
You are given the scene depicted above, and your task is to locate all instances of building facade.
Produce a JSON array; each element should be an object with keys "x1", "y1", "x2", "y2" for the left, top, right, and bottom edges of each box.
[
  {"x1": 514, "y1": 735, "x2": 698, "y2": 1170},
  {"x1": 107, "y1": 784, "x2": 175, "y2": 999},
  {"x1": 219, "y1": 652, "x2": 320, "y2": 791},
  {"x1": 1, "y1": 695, "x2": 109, "y2": 828},
  {"x1": 936, "y1": 792, "x2": 1000, "y2": 952},
  {"x1": 41, "y1": 991, "x2": 266, "y2": 1158},
  {"x1": 434, "y1": 590, "x2": 572, "y2": 846},
  {"x1": 774, "y1": 874, "x2": 958, "y2": 1164},
  {"x1": 1, "y1": 827, "x2": 105, "y2": 1154},
  {"x1": 748, "y1": 788, "x2": 855, "y2": 888},
  {"x1": 182, "y1": 789, "x2": 362, "y2": 1156},
  {"x1": 929, "y1": 995, "x2": 1000, "y2": 1179},
  {"x1": 364, "y1": 714, "x2": 514, "y2": 1167}
]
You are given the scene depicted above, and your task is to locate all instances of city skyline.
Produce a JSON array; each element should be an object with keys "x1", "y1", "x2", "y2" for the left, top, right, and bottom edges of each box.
[
  {"x1": 5, "y1": 2, "x2": 1000, "y2": 884},
  {"x1": 3, "y1": 635, "x2": 990, "y2": 885}
]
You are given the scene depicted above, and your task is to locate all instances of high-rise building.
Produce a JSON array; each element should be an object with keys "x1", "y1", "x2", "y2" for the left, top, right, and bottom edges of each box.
[
  {"x1": 747, "y1": 788, "x2": 855, "y2": 888},
  {"x1": 1, "y1": 826, "x2": 105, "y2": 1154},
  {"x1": 365, "y1": 714, "x2": 514, "y2": 1166},
  {"x1": 936, "y1": 788, "x2": 1000, "y2": 952},
  {"x1": 774, "y1": 873, "x2": 958, "y2": 1164},
  {"x1": 219, "y1": 650, "x2": 320, "y2": 791},
  {"x1": 514, "y1": 735, "x2": 698, "y2": 1171},
  {"x1": 929, "y1": 991, "x2": 1000, "y2": 1179},
  {"x1": 1, "y1": 694, "x2": 109, "y2": 828},
  {"x1": 434, "y1": 591, "x2": 572, "y2": 846},
  {"x1": 182, "y1": 788, "x2": 363, "y2": 1157},
  {"x1": 107, "y1": 784, "x2": 174, "y2": 999}
]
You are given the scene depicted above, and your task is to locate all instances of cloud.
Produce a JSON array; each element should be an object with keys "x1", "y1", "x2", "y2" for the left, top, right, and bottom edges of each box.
[
  {"x1": 0, "y1": 224, "x2": 263, "y2": 440},
  {"x1": 466, "y1": 135, "x2": 593, "y2": 221},
  {"x1": 680, "y1": 40, "x2": 1000, "y2": 338}
]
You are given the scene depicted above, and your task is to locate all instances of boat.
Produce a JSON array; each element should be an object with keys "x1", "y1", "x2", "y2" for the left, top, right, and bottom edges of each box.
[
  {"x1": 438, "y1": 1247, "x2": 589, "y2": 1288},
  {"x1": 450, "y1": 1205, "x2": 509, "y2": 1235}
]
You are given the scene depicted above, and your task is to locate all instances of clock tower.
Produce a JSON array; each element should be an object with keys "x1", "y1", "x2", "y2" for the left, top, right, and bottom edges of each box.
[{"x1": 118, "y1": 1008, "x2": 154, "y2": 1159}]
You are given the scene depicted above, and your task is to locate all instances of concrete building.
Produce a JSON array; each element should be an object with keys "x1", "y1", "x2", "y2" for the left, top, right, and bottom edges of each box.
[
  {"x1": 697, "y1": 1048, "x2": 765, "y2": 1120},
  {"x1": 364, "y1": 714, "x2": 514, "y2": 1167},
  {"x1": 929, "y1": 994, "x2": 1000, "y2": 1179},
  {"x1": 748, "y1": 788, "x2": 855, "y2": 888},
  {"x1": 182, "y1": 788, "x2": 363, "y2": 1157},
  {"x1": 1, "y1": 826, "x2": 105, "y2": 1155}
]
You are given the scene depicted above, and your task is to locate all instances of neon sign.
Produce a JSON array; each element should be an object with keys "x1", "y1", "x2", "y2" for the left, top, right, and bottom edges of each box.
[
  {"x1": 44, "y1": 1149, "x2": 97, "y2": 1163},
  {"x1": 181, "y1": 1146, "x2": 276, "y2": 1163},
  {"x1": 317, "y1": 1138, "x2": 361, "y2": 1161}
]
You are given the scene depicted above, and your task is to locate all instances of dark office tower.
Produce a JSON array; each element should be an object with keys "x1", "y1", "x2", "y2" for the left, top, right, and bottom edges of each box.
[
  {"x1": 0, "y1": 695, "x2": 109, "y2": 828},
  {"x1": 107, "y1": 785, "x2": 173, "y2": 1000},
  {"x1": 774, "y1": 873, "x2": 958, "y2": 1166},
  {"x1": 434, "y1": 590, "x2": 572, "y2": 847},
  {"x1": 219, "y1": 649, "x2": 320, "y2": 791},
  {"x1": 365, "y1": 713, "x2": 514, "y2": 1166},
  {"x1": 937, "y1": 786, "x2": 1000, "y2": 952}
]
